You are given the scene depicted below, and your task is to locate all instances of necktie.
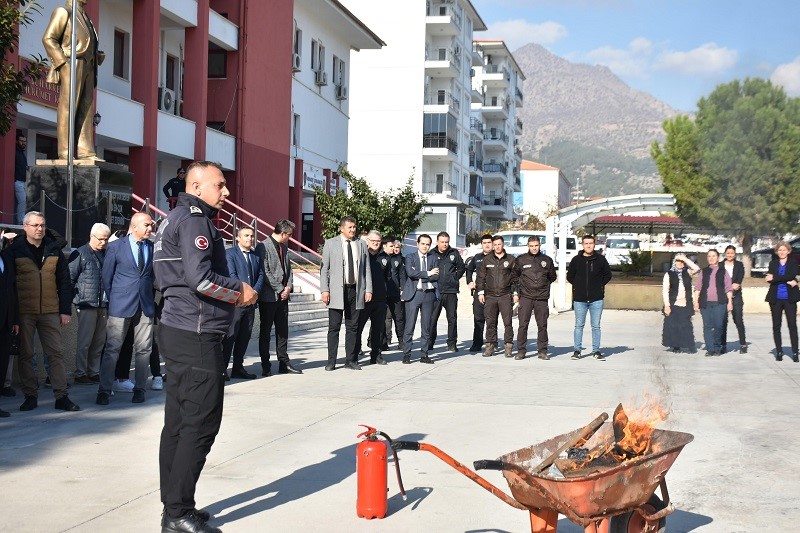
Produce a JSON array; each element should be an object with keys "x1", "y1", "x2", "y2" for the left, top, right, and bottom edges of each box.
[
  {"x1": 347, "y1": 240, "x2": 355, "y2": 285},
  {"x1": 137, "y1": 241, "x2": 144, "y2": 274},
  {"x1": 421, "y1": 254, "x2": 427, "y2": 290},
  {"x1": 244, "y1": 251, "x2": 253, "y2": 283}
]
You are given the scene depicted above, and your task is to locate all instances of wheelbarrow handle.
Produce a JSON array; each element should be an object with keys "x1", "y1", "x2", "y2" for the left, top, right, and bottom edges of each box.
[
  {"x1": 391, "y1": 440, "x2": 421, "y2": 451},
  {"x1": 473, "y1": 459, "x2": 505, "y2": 471}
]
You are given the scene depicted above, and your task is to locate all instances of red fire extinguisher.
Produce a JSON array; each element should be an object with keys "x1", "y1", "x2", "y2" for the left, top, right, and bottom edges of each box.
[{"x1": 356, "y1": 425, "x2": 406, "y2": 519}]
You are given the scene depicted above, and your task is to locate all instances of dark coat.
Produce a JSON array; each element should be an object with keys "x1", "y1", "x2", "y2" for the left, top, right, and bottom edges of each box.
[
  {"x1": 226, "y1": 245, "x2": 264, "y2": 299},
  {"x1": 402, "y1": 251, "x2": 439, "y2": 301},
  {"x1": 69, "y1": 244, "x2": 107, "y2": 308},
  {"x1": 0, "y1": 249, "x2": 19, "y2": 328},
  {"x1": 430, "y1": 246, "x2": 465, "y2": 294},
  {"x1": 102, "y1": 236, "x2": 155, "y2": 318},
  {"x1": 514, "y1": 252, "x2": 557, "y2": 300},
  {"x1": 765, "y1": 259, "x2": 800, "y2": 304},
  {"x1": 567, "y1": 252, "x2": 612, "y2": 303}
]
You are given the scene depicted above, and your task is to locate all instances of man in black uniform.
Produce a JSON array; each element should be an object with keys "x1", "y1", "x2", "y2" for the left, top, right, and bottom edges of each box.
[
  {"x1": 162, "y1": 167, "x2": 186, "y2": 209},
  {"x1": 381, "y1": 237, "x2": 405, "y2": 350},
  {"x1": 465, "y1": 234, "x2": 492, "y2": 352},
  {"x1": 428, "y1": 231, "x2": 465, "y2": 352},
  {"x1": 357, "y1": 230, "x2": 391, "y2": 365},
  {"x1": 476, "y1": 235, "x2": 517, "y2": 358},
  {"x1": 513, "y1": 236, "x2": 557, "y2": 360},
  {"x1": 153, "y1": 161, "x2": 258, "y2": 533}
]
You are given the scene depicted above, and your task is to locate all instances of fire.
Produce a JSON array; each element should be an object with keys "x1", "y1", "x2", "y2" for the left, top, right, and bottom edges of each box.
[{"x1": 612, "y1": 398, "x2": 670, "y2": 459}]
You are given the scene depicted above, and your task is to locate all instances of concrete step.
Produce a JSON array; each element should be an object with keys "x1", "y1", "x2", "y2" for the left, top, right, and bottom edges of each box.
[
  {"x1": 288, "y1": 317, "x2": 327, "y2": 333},
  {"x1": 289, "y1": 292, "x2": 315, "y2": 303},
  {"x1": 288, "y1": 300, "x2": 326, "y2": 312},
  {"x1": 288, "y1": 308, "x2": 328, "y2": 322}
]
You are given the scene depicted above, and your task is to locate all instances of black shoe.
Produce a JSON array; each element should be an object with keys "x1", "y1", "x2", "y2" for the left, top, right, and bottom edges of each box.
[
  {"x1": 375, "y1": 355, "x2": 388, "y2": 365},
  {"x1": 224, "y1": 371, "x2": 230, "y2": 382},
  {"x1": 397, "y1": 341, "x2": 405, "y2": 351},
  {"x1": 278, "y1": 362, "x2": 303, "y2": 374},
  {"x1": 740, "y1": 345, "x2": 748, "y2": 354},
  {"x1": 132, "y1": 389, "x2": 145, "y2": 404},
  {"x1": 591, "y1": 351, "x2": 605, "y2": 361},
  {"x1": 793, "y1": 352, "x2": 800, "y2": 363},
  {"x1": 570, "y1": 351, "x2": 582, "y2": 360},
  {"x1": 0, "y1": 408, "x2": 9, "y2": 417},
  {"x1": 96, "y1": 392, "x2": 110, "y2": 405},
  {"x1": 514, "y1": 351, "x2": 526, "y2": 360},
  {"x1": 381, "y1": 344, "x2": 390, "y2": 351},
  {"x1": 705, "y1": 351, "x2": 716, "y2": 357},
  {"x1": 54, "y1": 396, "x2": 81, "y2": 411},
  {"x1": 448, "y1": 343, "x2": 458, "y2": 353},
  {"x1": 775, "y1": 350, "x2": 784, "y2": 361},
  {"x1": 44, "y1": 376, "x2": 52, "y2": 388},
  {"x1": 230, "y1": 368, "x2": 257, "y2": 379},
  {"x1": 402, "y1": 356, "x2": 411, "y2": 364},
  {"x1": 162, "y1": 510, "x2": 221, "y2": 533},
  {"x1": 19, "y1": 396, "x2": 38, "y2": 411},
  {"x1": 538, "y1": 351, "x2": 550, "y2": 360},
  {"x1": 720, "y1": 345, "x2": 727, "y2": 354},
  {"x1": 90, "y1": 375, "x2": 100, "y2": 383},
  {"x1": 419, "y1": 356, "x2": 434, "y2": 364},
  {"x1": 345, "y1": 361, "x2": 361, "y2": 370},
  {"x1": 468, "y1": 345, "x2": 481, "y2": 353},
  {"x1": 324, "y1": 362, "x2": 335, "y2": 371},
  {"x1": 163, "y1": 508, "x2": 210, "y2": 523},
  {"x1": 74, "y1": 375, "x2": 93, "y2": 385},
  {"x1": 262, "y1": 368, "x2": 273, "y2": 377},
  {"x1": 1, "y1": 386, "x2": 16, "y2": 397}
]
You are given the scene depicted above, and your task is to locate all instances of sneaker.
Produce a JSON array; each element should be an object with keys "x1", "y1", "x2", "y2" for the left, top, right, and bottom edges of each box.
[
  {"x1": 113, "y1": 379, "x2": 135, "y2": 393},
  {"x1": 739, "y1": 345, "x2": 748, "y2": 354},
  {"x1": 151, "y1": 376, "x2": 164, "y2": 390},
  {"x1": 591, "y1": 351, "x2": 605, "y2": 361},
  {"x1": 73, "y1": 375, "x2": 93, "y2": 385},
  {"x1": 571, "y1": 351, "x2": 582, "y2": 360}
]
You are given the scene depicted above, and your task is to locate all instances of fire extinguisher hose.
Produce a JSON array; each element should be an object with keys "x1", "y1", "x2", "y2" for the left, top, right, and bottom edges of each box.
[{"x1": 377, "y1": 431, "x2": 407, "y2": 501}]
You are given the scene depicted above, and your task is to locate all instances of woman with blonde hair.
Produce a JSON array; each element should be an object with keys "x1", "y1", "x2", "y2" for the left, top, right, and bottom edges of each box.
[{"x1": 765, "y1": 241, "x2": 800, "y2": 362}]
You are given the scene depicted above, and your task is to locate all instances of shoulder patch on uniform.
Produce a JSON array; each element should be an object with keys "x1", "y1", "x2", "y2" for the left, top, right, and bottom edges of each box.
[
  {"x1": 541, "y1": 260, "x2": 547, "y2": 268},
  {"x1": 195, "y1": 236, "x2": 209, "y2": 250},
  {"x1": 189, "y1": 206, "x2": 203, "y2": 215},
  {"x1": 381, "y1": 258, "x2": 387, "y2": 266},
  {"x1": 449, "y1": 254, "x2": 455, "y2": 261},
  {"x1": 503, "y1": 261, "x2": 509, "y2": 268}
]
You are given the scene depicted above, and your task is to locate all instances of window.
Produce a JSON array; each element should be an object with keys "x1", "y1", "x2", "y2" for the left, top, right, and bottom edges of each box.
[
  {"x1": 208, "y1": 43, "x2": 226, "y2": 78},
  {"x1": 311, "y1": 39, "x2": 325, "y2": 72},
  {"x1": 104, "y1": 150, "x2": 129, "y2": 166},
  {"x1": 293, "y1": 22, "x2": 302, "y2": 56},
  {"x1": 332, "y1": 56, "x2": 345, "y2": 87},
  {"x1": 35, "y1": 134, "x2": 57, "y2": 160},
  {"x1": 165, "y1": 55, "x2": 177, "y2": 90},
  {"x1": 113, "y1": 29, "x2": 129, "y2": 79},
  {"x1": 292, "y1": 113, "x2": 300, "y2": 147}
]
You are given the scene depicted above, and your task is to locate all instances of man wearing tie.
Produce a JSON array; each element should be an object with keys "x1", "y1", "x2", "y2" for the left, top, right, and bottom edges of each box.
[
  {"x1": 222, "y1": 227, "x2": 264, "y2": 380},
  {"x1": 320, "y1": 216, "x2": 372, "y2": 371},
  {"x1": 96, "y1": 212, "x2": 156, "y2": 405},
  {"x1": 402, "y1": 234, "x2": 439, "y2": 364}
]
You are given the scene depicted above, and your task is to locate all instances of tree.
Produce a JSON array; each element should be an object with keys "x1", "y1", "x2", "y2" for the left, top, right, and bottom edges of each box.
[
  {"x1": 314, "y1": 165, "x2": 427, "y2": 241},
  {"x1": 0, "y1": 1, "x2": 47, "y2": 135},
  {"x1": 651, "y1": 78, "x2": 800, "y2": 260}
]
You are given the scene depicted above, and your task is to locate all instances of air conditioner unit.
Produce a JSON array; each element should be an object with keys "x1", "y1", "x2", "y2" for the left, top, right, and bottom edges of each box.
[
  {"x1": 292, "y1": 53, "x2": 301, "y2": 72},
  {"x1": 335, "y1": 85, "x2": 348, "y2": 100},
  {"x1": 158, "y1": 87, "x2": 175, "y2": 113},
  {"x1": 314, "y1": 70, "x2": 328, "y2": 86}
]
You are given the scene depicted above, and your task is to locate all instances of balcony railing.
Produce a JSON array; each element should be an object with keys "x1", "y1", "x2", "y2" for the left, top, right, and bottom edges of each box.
[
  {"x1": 482, "y1": 196, "x2": 507, "y2": 208},
  {"x1": 516, "y1": 118, "x2": 523, "y2": 130},
  {"x1": 426, "y1": 3, "x2": 462, "y2": 29},
  {"x1": 483, "y1": 162, "x2": 507, "y2": 175},
  {"x1": 469, "y1": 118, "x2": 484, "y2": 133},
  {"x1": 515, "y1": 147, "x2": 523, "y2": 159},
  {"x1": 425, "y1": 91, "x2": 460, "y2": 114},
  {"x1": 468, "y1": 152, "x2": 483, "y2": 170},
  {"x1": 484, "y1": 64, "x2": 511, "y2": 80},
  {"x1": 423, "y1": 135, "x2": 458, "y2": 154},
  {"x1": 483, "y1": 96, "x2": 508, "y2": 109},
  {"x1": 426, "y1": 47, "x2": 461, "y2": 72},
  {"x1": 516, "y1": 87, "x2": 524, "y2": 102},
  {"x1": 422, "y1": 179, "x2": 458, "y2": 197},
  {"x1": 468, "y1": 194, "x2": 481, "y2": 207},
  {"x1": 484, "y1": 130, "x2": 508, "y2": 143}
]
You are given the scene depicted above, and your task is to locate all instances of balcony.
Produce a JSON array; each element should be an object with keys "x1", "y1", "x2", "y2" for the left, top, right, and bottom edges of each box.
[
  {"x1": 468, "y1": 194, "x2": 481, "y2": 208},
  {"x1": 157, "y1": 111, "x2": 195, "y2": 159},
  {"x1": 469, "y1": 117, "x2": 484, "y2": 136},
  {"x1": 483, "y1": 130, "x2": 508, "y2": 150},
  {"x1": 422, "y1": 135, "x2": 458, "y2": 161},
  {"x1": 209, "y1": 9, "x2": 238, "y2": 51},
  {"x1": 424, "y1": 90, "x2": 460, "y2": 115},
  {"x1": 515, "y1": 146, "x2": 523, "y2": 160},
  {"x1": 482, "y1": 162, "x2": 507, "y2": 176},
  {"x1": 96, "y1": 90, "x2": 143, "y2": 146},
  {"x1": 515, "y1": 86, "x2": 524, "y2": 105},
  {"x1": 472, "y1": 42, "x2": 484, "y2": 67},
  {"x1": 515, "y1": 118, "x2": 523, "y2": 134},
  {"x1": 514, "y1": 173, "x2": 521, "y2": 192},
  {"x1": 426, "y1": 3, "x2": 462, "y2": 36},
  {"x1": 206, "y1": 128, "x2": 236, "y2": 170},
  {"x1": 422, "y1": 178, "x2": 458, "y2": 199},
  {"x1": 482, "y1": 64, "x2": 510, "y2": 88},
  {"x1": 425, "y1": 47, "x2": 461, "y2": 78},
  {"x1": 482, "y1": 195, "x2": 508, "y2": 212},
  {"x1": 468, "y1": 152, "x2": 483, "y2": 172},
  {"x1": 481, "y1": 95, "x2": 509, "y2": 119}
]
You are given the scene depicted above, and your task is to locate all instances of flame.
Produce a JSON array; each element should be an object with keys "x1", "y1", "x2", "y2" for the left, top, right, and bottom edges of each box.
[{"x1": 614, "y1": 397, "x2": 670, "y2": 458}]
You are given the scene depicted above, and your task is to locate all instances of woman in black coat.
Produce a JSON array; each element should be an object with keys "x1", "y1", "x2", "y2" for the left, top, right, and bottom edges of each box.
[
  {"x1": 765, "y1": 241, "x2": 800, "y2": 362},
  {"x1": 722, "y1": 245, "x2": 747, "y2": 353}
]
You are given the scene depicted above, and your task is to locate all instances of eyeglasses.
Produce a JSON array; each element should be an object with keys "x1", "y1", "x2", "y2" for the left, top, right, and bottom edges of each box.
[
  {"x1": 25, "y1": 223, "x2": 45, "y2": 229},
  {"x1": 91, "y1": 235, "x2": 109, "y2": 241},
  {"x1": 178, "y1": 171, "x2": 186, "y2": 175},
  {"x1": 141, "y1": 223, "x2": 156, "y2": 228},
  {"x1": 367, "y1": 239, "x2": 382, "y2": 243}
]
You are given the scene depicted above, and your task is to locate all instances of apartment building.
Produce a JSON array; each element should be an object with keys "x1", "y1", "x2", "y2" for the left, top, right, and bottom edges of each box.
[
  {"x1": 341, "y1": 0, "x2": 487, "y2": 248},
  {"x1": 1, "y1": 0, "x2": 381, "y2": 250},
  {"x1": 470, "y1": 39, "x2": 525, "y2": 231}
]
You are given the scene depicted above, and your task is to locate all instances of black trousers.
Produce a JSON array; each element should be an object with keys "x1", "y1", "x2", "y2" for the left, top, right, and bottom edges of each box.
[
  {"x1": 382, "y1": 298, "x2": 405, "y2": 347},
  {"x1": 357, "y1": 300, "x2": 387, "y2": 357},
  {"x1": 428, "y1": 293, "x2": 458, "y2": 348},
  {"x1": 0, "y1": 323, "x2": 11, "y2": 394},
  {"x1": 222, "y1": 305, "x2": 255, "y2": 369},
  {"x1": 770, "y1": 300, "x2": 798, "y2": 353},
  {"x1": 403, "y1": 289, "x2": 436, "y2": 357},
  {"x1": 722, "y1": 293, "x2": 746, "y2": 348},
  {"x1": 471, "y1": 294, "x2": 485, "y2": 349},
  {"x1": 258, "y1": 300, "x2": 290, "y2": 370},
  {"x1": 484, "y1": 294, "x2": 514, "y2": 344},
  {"x1": 157, "y1": 324, "x2": 225, "y2": 519},
  {"x1": 517, "y1": 297, "x2": 549, "y2": 352},
  {"x1": 327, "y1": 285, "x2": 360, "y2": 364}
]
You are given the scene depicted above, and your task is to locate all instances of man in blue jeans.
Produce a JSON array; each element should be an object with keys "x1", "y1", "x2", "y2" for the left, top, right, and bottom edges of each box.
[{"x1": 567, "y1": 235, "x2": 612, "y2": 360}]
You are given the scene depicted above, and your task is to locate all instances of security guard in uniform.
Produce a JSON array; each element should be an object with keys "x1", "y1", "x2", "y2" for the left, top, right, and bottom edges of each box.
[
  {"x1": 428, "y1": 231, "x2": 465, "y2": 352},
  {"x1": 381, "y1": 237, "x2": 405, "y2": 350},
  {"x1": 465, "y1": 234, "x2": 493, "y2": 352},
  {"x1": 153, "y1": 161, "x2": 258, "y2": 533},
  {"x1": 476, "y1": 235, "x2": 518, "y2": 358}
]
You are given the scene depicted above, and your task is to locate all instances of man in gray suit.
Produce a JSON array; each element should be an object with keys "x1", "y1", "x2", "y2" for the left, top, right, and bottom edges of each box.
[
  {"x1": 256, "y1": 219, "x2": 302, "y2": 376},
  {"x1": 320, "y1": 216, "x2": 372, "y2": 371}
]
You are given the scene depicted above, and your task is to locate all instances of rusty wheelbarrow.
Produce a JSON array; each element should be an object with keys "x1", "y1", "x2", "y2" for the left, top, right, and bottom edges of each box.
[{"x1": 392, "y1": 420, "x2": 693, "y2": 533}]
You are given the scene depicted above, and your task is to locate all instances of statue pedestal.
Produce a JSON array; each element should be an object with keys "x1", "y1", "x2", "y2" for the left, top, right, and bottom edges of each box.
[{"x1": 27, "y1": 161, "x2": 133, "y2": 248}]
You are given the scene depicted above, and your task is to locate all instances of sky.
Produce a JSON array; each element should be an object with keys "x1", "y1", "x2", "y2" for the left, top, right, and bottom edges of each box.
[{"x1": 471, "y1": 0, "x2": 800, "y2": 112}]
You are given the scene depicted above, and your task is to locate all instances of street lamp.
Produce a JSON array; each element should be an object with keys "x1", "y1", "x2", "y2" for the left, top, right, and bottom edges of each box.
[{"x1": 93, "y1": 112, "x2": 101, "y2": 126}]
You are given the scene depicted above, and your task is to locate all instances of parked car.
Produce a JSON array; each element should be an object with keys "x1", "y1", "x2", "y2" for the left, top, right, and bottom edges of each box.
[
  {"x1": 462, "y1": 230, "x2": 577, "y2": 263},
  {"x1": 750, "y1": 237, "x2": 800, "y2": 276},
  {"x1": 602, "y1": 233, "x2": 641, "y2": 267}
]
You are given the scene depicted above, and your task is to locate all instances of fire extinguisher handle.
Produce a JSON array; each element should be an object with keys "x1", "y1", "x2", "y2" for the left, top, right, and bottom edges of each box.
[
  {"x1": 473, "y1": 459, "x2": 505, "y2": 471},
  {"x1": 391, "y1": 440, "x2": 420, "y2": 451}
]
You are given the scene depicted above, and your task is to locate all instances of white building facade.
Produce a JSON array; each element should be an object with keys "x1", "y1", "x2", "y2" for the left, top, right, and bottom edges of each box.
[
  {"x1": 341, "y1": 0, "x2": 487, "y2": 247},
  {"x1": 519, "y1": 160, "x2": 573, "y2": 220}
]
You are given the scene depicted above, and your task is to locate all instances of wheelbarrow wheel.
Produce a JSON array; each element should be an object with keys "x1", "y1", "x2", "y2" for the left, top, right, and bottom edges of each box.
[{"x1": 609, "y1": 495, "x2": 666, "y2": 533}]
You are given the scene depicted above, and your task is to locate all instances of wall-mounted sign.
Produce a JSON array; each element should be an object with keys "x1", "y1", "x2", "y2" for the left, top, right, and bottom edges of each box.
[
  {"x1": 19, "y1": 57, "x2": 60, "y2": 109},
  {"x1": 329, "y1": 175, "x2": 338, "y2": 195},
  {"x1": 302, "y1": 164, "x2": 326, "y2": 192}
]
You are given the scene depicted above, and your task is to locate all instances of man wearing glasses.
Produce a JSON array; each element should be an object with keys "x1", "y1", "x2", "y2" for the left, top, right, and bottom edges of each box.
[
  {"x1": 68, "y1": 223, "x2": 112, "y2": 385},
  {"x1": 7, "y1": 211, "x2": 79, "y2": 411},
  {"x1": 162, "y1": 168, "x2": 186, "y2": 209}
]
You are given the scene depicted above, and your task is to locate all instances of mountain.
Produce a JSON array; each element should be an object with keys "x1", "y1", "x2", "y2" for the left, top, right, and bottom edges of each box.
[{"x1": 512, "y1": 43, "x2": 680, "y2": 197}]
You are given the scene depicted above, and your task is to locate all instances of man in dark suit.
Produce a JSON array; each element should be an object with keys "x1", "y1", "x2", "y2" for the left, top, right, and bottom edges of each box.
[
  {"x1": 0, "y1": 237, "x2": 20, "y2": 417},
  {"x1": 256, "y1": 219, "x2": 302, "y2": 376},
  {"x1": 223, "y1": 226, "x2": 264, "y2": 380},
  {"x1": 96, "y1": 212, "x2": 156, "y2": 405},
  {"x1": 402, "y1": 234, "x2": 439, "y2": 364}
]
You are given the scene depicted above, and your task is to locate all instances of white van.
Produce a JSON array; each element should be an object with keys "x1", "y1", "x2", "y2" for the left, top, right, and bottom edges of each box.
[
  {"x1": 602, "y1": 233, "x2": 641, "y2": 267},
  {"x1": 462, "y1": 230, "x2": 577, "y2": 263}
]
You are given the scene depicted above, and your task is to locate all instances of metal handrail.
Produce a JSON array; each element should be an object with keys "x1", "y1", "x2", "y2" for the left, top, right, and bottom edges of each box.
[{"x1": 131, "y1": 193, "x2": 169, "y2": 219}]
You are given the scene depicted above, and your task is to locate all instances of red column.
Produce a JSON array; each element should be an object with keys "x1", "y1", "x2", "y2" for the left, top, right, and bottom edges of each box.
[
  {"x1": 184, "y1": 0, "x2": 209, "y2": 160},
  {"x1": 0, "y1": 43, "x2": 20, "y2": 222},
  {"x1": 288, "y1": 159, "x2": 303, "y2": 232},
  {"x1": 128, "y1": 0, "x2": 159, "y2": 200}
]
